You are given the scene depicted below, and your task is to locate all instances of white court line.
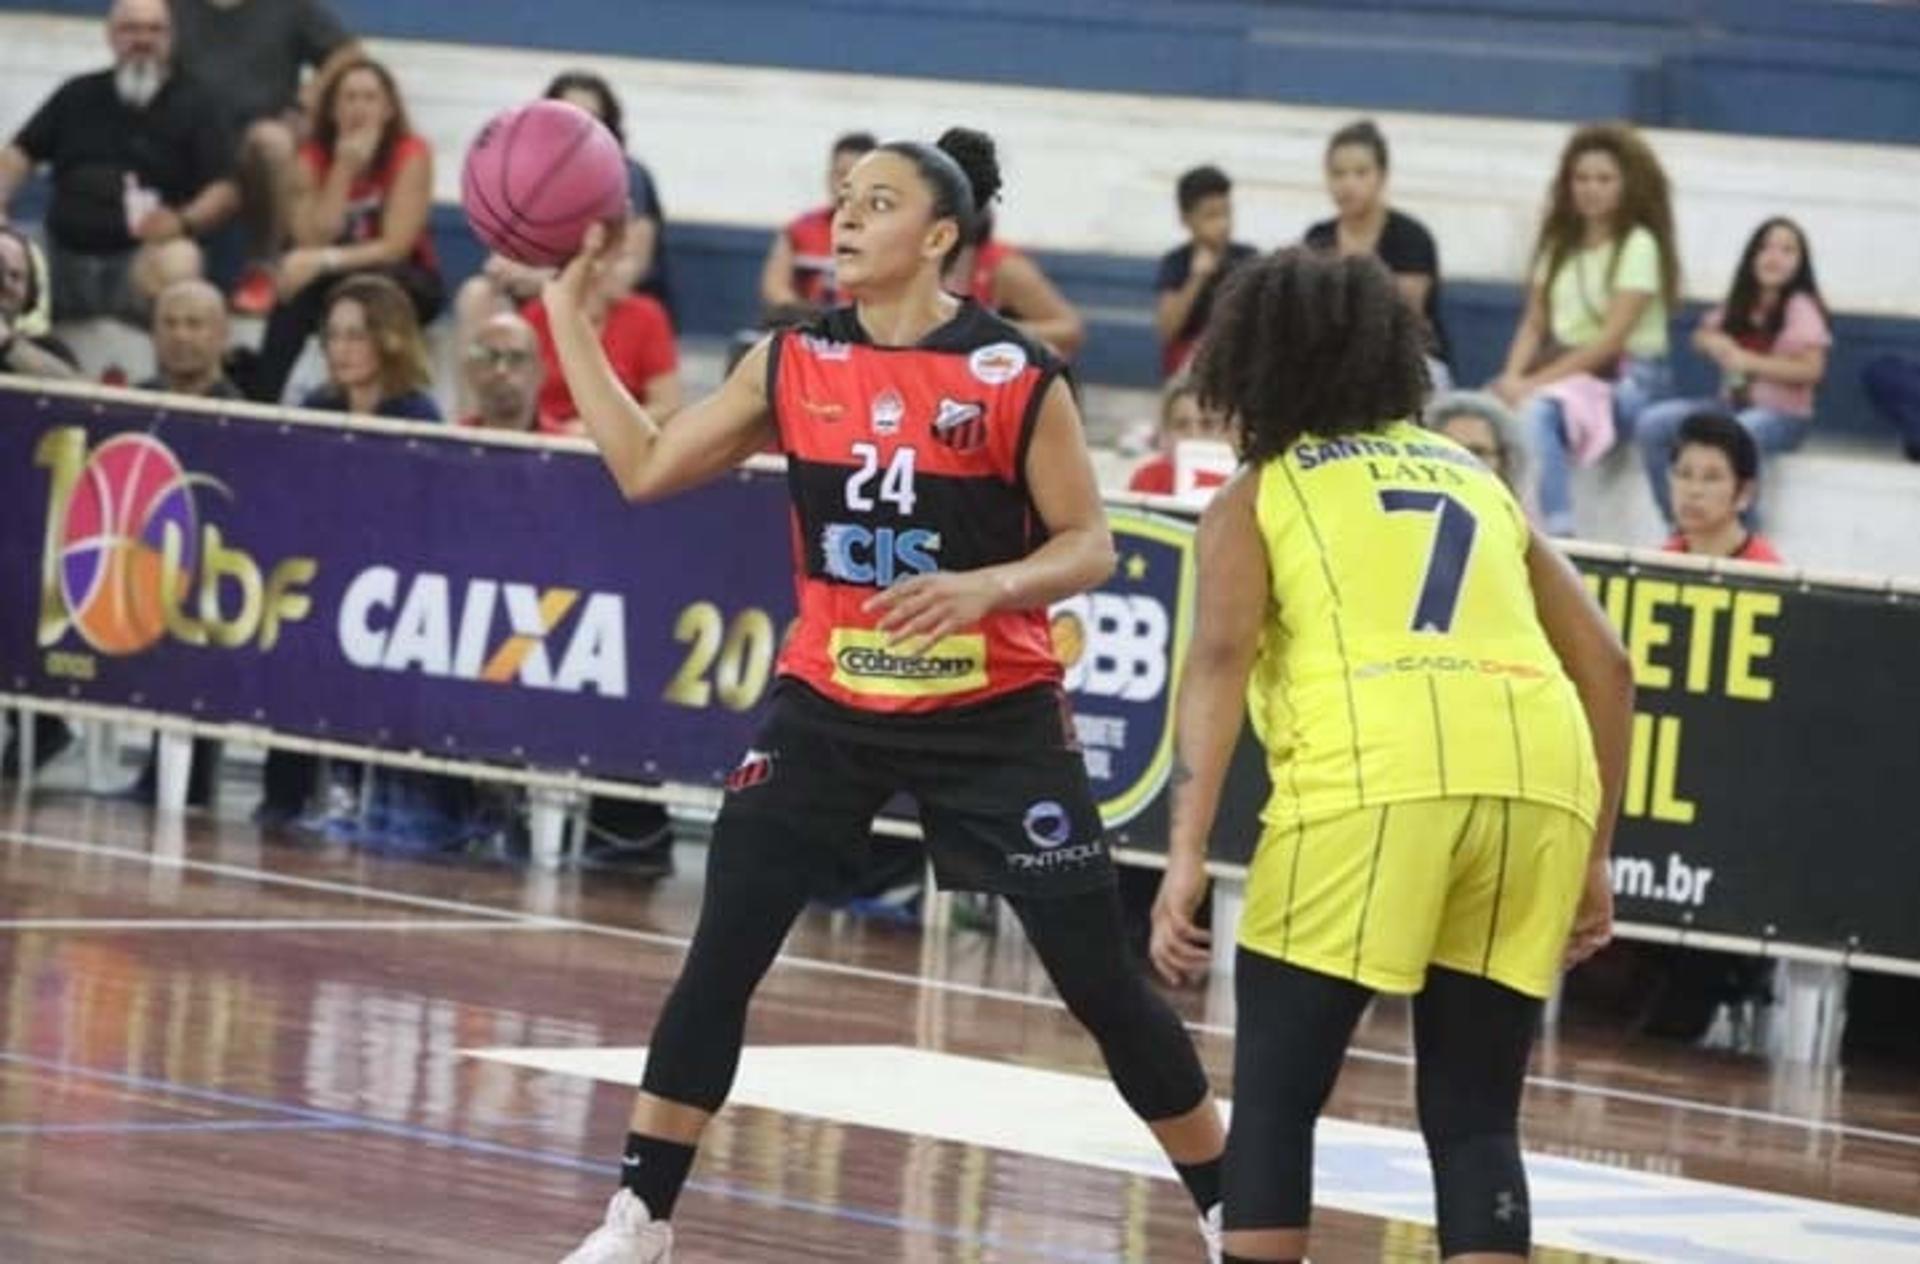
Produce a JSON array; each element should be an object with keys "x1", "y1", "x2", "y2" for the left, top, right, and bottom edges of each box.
[
  {"x1": 5, "y1": 824, "x2": 1916, "y2": 1151},
  {"x1": 0, "y1": 917, "x2": 570, "y2": 933}
]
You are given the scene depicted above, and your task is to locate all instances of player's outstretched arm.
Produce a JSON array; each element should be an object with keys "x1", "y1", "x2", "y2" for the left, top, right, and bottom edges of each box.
[
  {"x1": 545, "y1": 223, "x2": 776, "y2": 503},
  {"x1": 1152, "y1": 468, "x2": 1266, "y2": 986}
]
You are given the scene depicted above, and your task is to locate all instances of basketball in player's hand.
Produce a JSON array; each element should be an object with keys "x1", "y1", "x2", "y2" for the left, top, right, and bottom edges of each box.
[{"x1": 461, "y1": 100, "x2": 629, "y2": 268}]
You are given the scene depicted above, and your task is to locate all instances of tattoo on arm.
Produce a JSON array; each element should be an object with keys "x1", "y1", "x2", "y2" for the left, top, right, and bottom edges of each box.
[{"x1": 1172, "y1": 757, "x2": 1195, "y2": 788}]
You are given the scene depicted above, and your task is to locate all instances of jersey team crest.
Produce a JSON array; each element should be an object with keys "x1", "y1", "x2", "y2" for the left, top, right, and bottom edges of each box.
[{"x1": 931, "y1": 398, "x2": 988, "y2": 452}]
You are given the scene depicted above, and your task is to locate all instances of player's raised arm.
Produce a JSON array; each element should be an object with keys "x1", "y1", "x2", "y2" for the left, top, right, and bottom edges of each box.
[{"x1": 545, "y1": 223, "x2": 777, "y2": 502}]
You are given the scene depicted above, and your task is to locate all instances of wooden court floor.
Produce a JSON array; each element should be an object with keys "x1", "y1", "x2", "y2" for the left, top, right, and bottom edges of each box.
[{"x1": 3, "y1": 789, "x2": 1919, "y2": 1262}]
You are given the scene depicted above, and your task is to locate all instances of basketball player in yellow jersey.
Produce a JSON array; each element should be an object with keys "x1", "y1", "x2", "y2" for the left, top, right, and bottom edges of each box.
[{"x1": 1151, "y1": 249, "x2": 1634, "y2": 1264}]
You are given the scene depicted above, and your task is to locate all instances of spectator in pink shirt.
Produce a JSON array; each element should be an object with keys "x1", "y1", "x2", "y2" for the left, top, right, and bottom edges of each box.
[{"x1": 1635, "y1": 218, "x2": 1830, "y2": 523}]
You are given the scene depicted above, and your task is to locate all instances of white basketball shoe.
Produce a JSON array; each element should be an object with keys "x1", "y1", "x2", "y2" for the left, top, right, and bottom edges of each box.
[{"x1": 559, "y1": 1189, "x2": 673, "y2": 1263}]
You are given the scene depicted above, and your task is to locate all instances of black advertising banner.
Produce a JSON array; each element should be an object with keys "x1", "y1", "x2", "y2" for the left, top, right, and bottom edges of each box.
[
  {"x1": 1183, "y1": 548, "x2": 1920, "y2": 965},
  {"x1": 1570, "y1": 554, "x2": 1920, "y2": 960}
]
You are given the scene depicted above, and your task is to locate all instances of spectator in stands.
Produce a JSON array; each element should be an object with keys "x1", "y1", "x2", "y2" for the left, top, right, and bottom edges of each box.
[
  {"x1": 0, "y1": 225, "x2": 79, "y2": 779},
  {"x1": 1129, "y1": 379, "x2": 1233, "y2": 495},
  {"x1": 1154, "y1": 164, "x2": 1257, "y2": 379},
  {"x1": 1425, "y1": 389, "x2": 1529, "y2": 497},
  {"x1": 1492, "y1": 122, "x2": 1678, "y2": 536},
  {"x1": 458, "y1": 312, "x2": 543, "y2": 432},
  {"x1": 0, "y1": 226, "x2": 81, "y2": 379},
  {"x1": 453, "y1": 70, "x2": 672, "y2": 416},
  {"x1": 1305, "y1": 120, "x2": 1450, "y2": 385},
  {"x1": 301, "y1": 272, "x2": 440, "y2": 420},
  {"x1": 937, "y1": 131, "x2": 1084, "y2": 356},
  {"x1": 547, "y1": 72, "x2": 673, "y2": 317},
  {"x1": 1634, "y1": 218, "x2": 1830, "y2": 523},
  {"x1": 524, "y1": 261, "x2": 678, "y2": 435},
  {"x1": 760, "y1": 131, "x2": 877, "y2": 315},
  {"x1": 1862, "y1": 354, "x2": 1920, "y2": 463},
  {"x1": 258, "y1": 273, "x2": 435, "y2": 825},
  {"x1": 251, "y1": 55, "x2": 441, "y2": 403},
  {"x1": 122, "y1": 278, "x2": 235, "y2": 807},
  {"x1": 169, "y1": 0, "x2": 362, "y2": 315},
  {"x1": 1662, "y1": 410, "x2": 1782, "y2": 564},
  {"x1": 142, "y1": 277, "x2": 238, "y2": 399},
  {"x1": 0, "y1": 0, "x2": 236, "y2": 326}
]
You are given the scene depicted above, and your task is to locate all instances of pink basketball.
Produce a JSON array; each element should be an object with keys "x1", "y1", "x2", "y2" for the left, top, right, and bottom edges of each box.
[{"x1": 461, "y1": 99, "x2": 630, "y2": 268}]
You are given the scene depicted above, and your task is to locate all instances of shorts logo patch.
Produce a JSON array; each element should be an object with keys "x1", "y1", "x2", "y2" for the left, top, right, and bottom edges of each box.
[
  {"x1": 1022, "y1": 800, "x2": 1073, "y2": 849},
  {"x1": 931, "y1": 397, "x2": 988, "y2": 452},
  {"x1": 969, "y1": 341, "x2": 1028, "y2": 386},
  {"x1": 726, "y1": 748, "x2": 774, "y2": 792}
]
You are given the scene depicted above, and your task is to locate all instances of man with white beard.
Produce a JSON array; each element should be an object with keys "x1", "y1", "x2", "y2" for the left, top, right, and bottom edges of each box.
[{"x1": 0, "y1": 0, "x2": 238, "y2": 325}]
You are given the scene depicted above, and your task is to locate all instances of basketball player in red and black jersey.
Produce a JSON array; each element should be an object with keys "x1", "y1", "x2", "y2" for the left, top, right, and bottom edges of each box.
[{"x1": 551, "y1": 128, "x2": 1227, "y2": 1263}]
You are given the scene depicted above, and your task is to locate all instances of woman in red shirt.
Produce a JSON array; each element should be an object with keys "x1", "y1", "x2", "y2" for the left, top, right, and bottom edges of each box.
[
  {"x1": 523, "y1": 265, "x2": 681, "y2": 434},
  {"x1": 943, "y1": 210, "x2": 1085, "y2": 357},
  {"x1": 758, "y1": 131, "x2": 877, "y2": 314},
  {"x1": 248, "y1": 57, "x2": 442, "y2": 403}
]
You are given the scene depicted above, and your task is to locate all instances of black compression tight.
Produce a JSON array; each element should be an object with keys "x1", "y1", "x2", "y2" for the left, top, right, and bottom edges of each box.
[
  {"x1": 642, "y1": 860, "x2": 1208, "y2": 1126},
  {"x1": 1224, "y1": 952, "x2": 1540, "y2": 1259}
]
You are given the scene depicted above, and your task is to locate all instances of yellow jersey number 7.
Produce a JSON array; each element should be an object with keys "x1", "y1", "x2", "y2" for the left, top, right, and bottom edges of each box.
[{"x1": 1378, "y1": 489, "x2": 1478, "y2": 635}]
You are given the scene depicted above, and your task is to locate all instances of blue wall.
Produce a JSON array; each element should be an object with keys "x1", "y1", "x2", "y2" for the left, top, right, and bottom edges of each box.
[{"x1": 8, "y1": 0, "x2": 1917, "y2": 145}]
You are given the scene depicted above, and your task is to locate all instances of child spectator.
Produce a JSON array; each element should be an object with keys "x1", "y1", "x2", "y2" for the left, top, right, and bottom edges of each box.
[
  {"x1": 1154, "y1": 164, "x2": 1257, "y2": 379},
  {"x1": 1662, "y1": 410, "x2": 1783, "y2": 564},
  {"x1": 1635, "y1": 218, "x2": 1830, "y2": 522},
  {"x1": 1129, "y1": 379, "x2": 1233, "y2": 495}
]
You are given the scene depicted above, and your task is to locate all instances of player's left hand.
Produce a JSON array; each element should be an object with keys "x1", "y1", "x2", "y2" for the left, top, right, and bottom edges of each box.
[
  {"x1": 1149, "y1": 853, "x2": 1213, "y2": 986},
  {"x1": 864, "y1": 571, "x2": 1001, "y2": 655}
]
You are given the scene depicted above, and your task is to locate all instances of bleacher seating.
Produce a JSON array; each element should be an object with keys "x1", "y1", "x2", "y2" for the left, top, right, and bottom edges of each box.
[{"x1": 2, "y1": 0, "x2": 1914, "y2": 574}]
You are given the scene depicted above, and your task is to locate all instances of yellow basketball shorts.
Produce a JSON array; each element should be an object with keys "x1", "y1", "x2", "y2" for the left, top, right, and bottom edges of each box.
[{"x1": 1238, "y1": 797, "x2": 1592, "y2": 999}]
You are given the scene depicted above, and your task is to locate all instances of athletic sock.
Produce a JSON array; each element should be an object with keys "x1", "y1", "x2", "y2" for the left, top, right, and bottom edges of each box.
[
  {"x1": 1175, "y1": 1155, "x2": 1223, "y2": 1213},
  {"x1": 620, "y1": 1132, "x2": 697, "y2": 1220}
]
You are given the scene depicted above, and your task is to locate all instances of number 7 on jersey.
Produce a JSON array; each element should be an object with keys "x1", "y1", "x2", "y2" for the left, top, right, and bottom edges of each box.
[{"x1": 1378, "y1": 490, "x2": 1477, "y2": 634}]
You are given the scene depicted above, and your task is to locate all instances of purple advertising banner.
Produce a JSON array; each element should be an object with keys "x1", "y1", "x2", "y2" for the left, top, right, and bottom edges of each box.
[
  {"x1": 0, "y1": 385, "x2": 796, "y2": 788},
  {"x1": 13, "y1": 383, "x2": 1918, "y2": 965}
]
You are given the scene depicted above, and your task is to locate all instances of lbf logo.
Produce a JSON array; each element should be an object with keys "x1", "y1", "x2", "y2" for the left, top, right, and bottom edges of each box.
[{"x1": 34, "y1": 428, "x2": 316, "y2": 657}]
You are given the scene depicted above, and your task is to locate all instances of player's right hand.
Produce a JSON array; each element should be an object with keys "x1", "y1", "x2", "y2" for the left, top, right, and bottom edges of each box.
[
  {"x1": 545, "y1": 221, "x2": 615, "y2": 317},
  {"x1": 1150, "y1": 854, "x2": 1213, "y2": 987},
  {"x1": 1564, "y1": 855, "x2": 1615, "y2": 969}
]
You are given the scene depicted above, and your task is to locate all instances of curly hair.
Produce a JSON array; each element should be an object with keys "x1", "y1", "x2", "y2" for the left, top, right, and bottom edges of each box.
[
  {"x1": 1190, "y1": 248, "x2": 1430, "y2": 465},
  {"x1": 1532, "y1": 122, "x2": 1680, "y2": 307}
]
